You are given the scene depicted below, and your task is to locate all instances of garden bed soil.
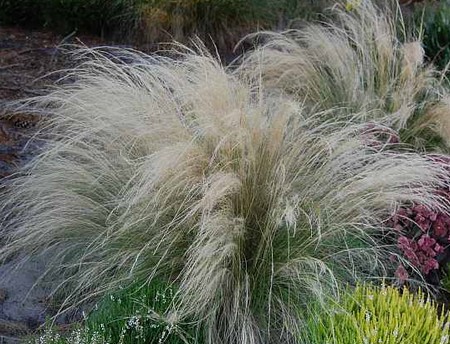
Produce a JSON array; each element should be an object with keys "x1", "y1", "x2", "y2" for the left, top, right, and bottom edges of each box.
[{"x1": 0, "y1": 26, "x2": 107, "y2": 343}]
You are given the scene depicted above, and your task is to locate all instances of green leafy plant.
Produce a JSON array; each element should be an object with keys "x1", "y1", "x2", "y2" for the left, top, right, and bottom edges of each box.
[
  {"x1": 305, "y1": 284, "x2": 450, "y2": 344},
  {"x1": 417, "y1": 0, "x2": 450, "y2": 72}
]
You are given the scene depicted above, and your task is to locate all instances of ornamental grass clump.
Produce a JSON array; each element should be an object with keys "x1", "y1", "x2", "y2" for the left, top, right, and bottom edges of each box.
[
  {"x1": 1, "y1": 46, "x2": 450, "y2": 343},
  {"x1": 239, "y1": 0, "x2": 450, "y2": 148},
  {"x1": 305, "y1": 283, "x2": 450, "y2": 344}
]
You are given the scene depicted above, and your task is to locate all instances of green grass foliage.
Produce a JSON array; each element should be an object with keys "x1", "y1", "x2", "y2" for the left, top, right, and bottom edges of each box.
[
  {"x1": 29, "y1": 280, "x2": 200, "y2": 344},
  {"x1": 305, "y1": 284, "x2": 450, "y2": 344}
]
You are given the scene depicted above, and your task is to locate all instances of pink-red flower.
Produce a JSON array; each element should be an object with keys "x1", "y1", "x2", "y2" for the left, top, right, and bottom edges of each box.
[
  {"x1": 388, "y1": 154, "x2": 450, "y2": 280},
  {"x1": 395, "y1": 264, "x2": 409, "y2": 282}
]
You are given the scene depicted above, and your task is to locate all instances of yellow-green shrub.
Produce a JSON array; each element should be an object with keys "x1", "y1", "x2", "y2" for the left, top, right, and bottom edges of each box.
[{"x1": 305, "y1": 284, "x2": 450, "y2": 344}]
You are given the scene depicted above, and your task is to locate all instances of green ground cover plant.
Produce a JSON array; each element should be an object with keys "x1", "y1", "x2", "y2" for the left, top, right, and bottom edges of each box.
[
  {"x1": 29, "y1": 279, "x2": 200, "y2": 344},
  {"x1": 305, "y1": 283, "x2": 450, "y2": 344}
]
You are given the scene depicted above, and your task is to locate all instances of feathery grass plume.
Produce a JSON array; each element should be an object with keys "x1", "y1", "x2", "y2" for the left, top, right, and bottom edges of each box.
[
  {"x1": 0, "y1": 46, "x2": 449, "y2": 343},
  {"x1": 425, "y1": 97, "x2": 450, "y2": 148},
  {"x1": 400, "y1": 95, "x2": 450, "y2": 152},
  {"x1": 238, "y1": 0, "x2": 446, "y2": 133}
]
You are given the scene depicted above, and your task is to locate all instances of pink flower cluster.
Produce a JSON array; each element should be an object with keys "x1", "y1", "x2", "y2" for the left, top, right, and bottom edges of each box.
[
  {"x1": 390, "y1": 154, "x2": 450, "y2": 281},
  {"x1": 397, "y1": 235, "x2": 443, "y2": 274},
  {"x1": 392, "y1": 205, "x2": 450, "y2": 240},
  {"x1": 390, "y1": 198, "x2": 450, "y2": 278}
]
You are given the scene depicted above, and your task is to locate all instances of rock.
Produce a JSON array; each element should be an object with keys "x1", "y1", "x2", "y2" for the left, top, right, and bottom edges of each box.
[
  {"x1": 0, "y1": 257, "x2": 50, "y2": 329},
  {"x1": 0, "y1": 319, "x2": 29, "y2": 337},
  {"x1": 0, "y1": 290, "x2": 7, "y2": 304},
  {"x1": 0, "y1": 335, "x2": 21, "y2": 344}
]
